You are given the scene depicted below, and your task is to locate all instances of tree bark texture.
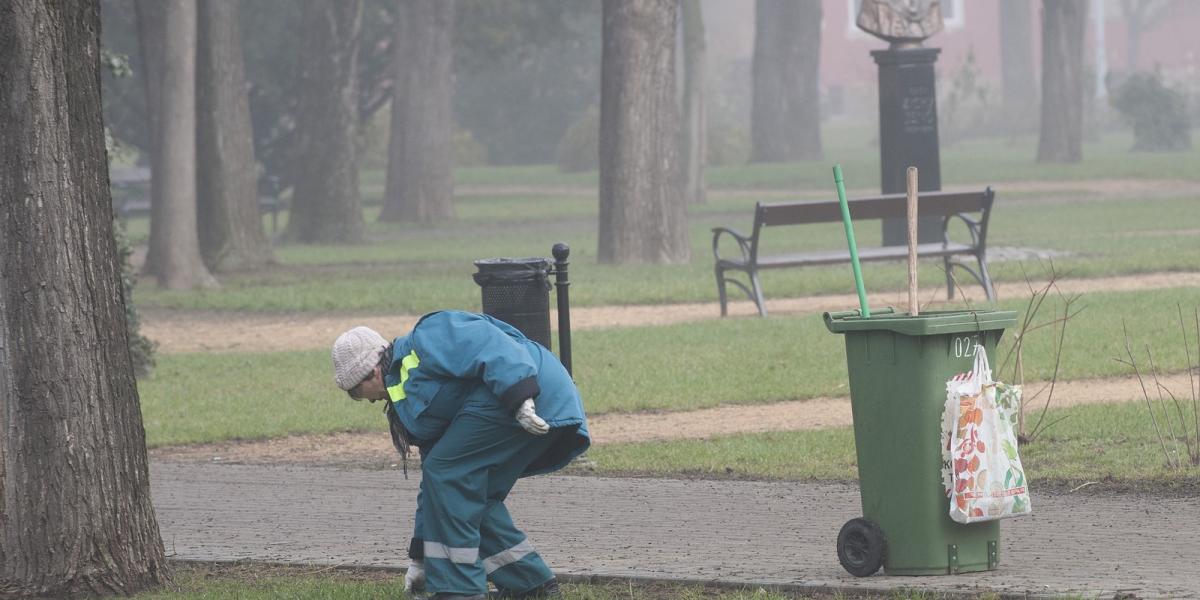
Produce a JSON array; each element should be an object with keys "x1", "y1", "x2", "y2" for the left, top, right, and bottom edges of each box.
[
  {"x1": 999, "y1": 0, "x2": 1037, "y2": 122},
  {"x1": 680, "y1": 0, "x2": 707, "y2": 205},
  {"x1": 152, "y1": 0, "x2": 217, "y2": 288},
  {"x1": 196, "y1": 0, "x2": 275, "y2": 271},
  {"x1": 1037, "y1": 0, "x2": 1088, "y2": 163},
  {"x1": 286, "y1": 0, "x2": 365, "y2": 243},
  {"x1": 134, "y1": 0, "x2": 165, "y2": 277},
  {"x1": 598, "y1": 0, "x2": 689, "y2": 265},
  {"x1": 379, "y1": 0, "x2": 457, "y2": 224},
  {"x1": 0, "y1": 1, "x2": 168, "y2": 596},
  {"x1": 750, "y1": 0, "x2": 822, "y2": 163}
]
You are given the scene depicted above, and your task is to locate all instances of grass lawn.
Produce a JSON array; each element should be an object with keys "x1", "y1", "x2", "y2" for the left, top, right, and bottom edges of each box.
[
  {"x1": 133, "y1": 562, "x2": 966, "y2": 600},
  {"x1": 129, "y1": 193, "x2": 1200, "y2": 314},
  {"x1": 137, "y1": 286, "x2": 1200, "y2": 447},
  {"x1": 121, "y1": 122, "x2": 1200, "y2": 315},
  {"x1": 707, "y1": 130, "x2": 1200, "y2": 190},
  {"x1": 582, "y1": 400, "x2": 1200, "y2": 489},
  {"x1": 126, "y1": 129, "x2": 1200, "y2": 489},
  {"x1": 444, "y1": 125, "x2": 1200, "y2": 191},
  {"x1": 135, "y1": 564, "x2": 407, "y2": 600}
]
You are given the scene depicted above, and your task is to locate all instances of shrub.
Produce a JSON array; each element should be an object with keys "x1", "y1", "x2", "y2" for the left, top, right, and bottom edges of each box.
[
  {"x1": 1110, "y1": 71, "x2": 1192, "y2": 152},
  {"x1": 114, "y1": 220, "x2": 156, "y2": 378},
  {"x1": 939, "y1": 49, "x2": 996, "y2": 144},
  {"x1": 357, "y1": 108, "x2": 489, "y2": 168},
  {"x1": 706, "y1": 121, "x2": 751, "y2": 166},
  {"x1": 454, "y1": 128, "x2": 489, "y2": 167},
  {"x1": 357, "y1": 109, "x2": 390, "y2": 170},
  {"x1": 554, "y1": 107, "x2": 598, "y2": 173},
  {"x1": 556, "y1": 109, "x2": 751, "y2": 171}
]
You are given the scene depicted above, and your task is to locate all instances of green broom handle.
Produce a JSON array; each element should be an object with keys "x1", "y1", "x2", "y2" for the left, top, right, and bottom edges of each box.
[{"x1": 833, "y1": 165, "x2": 870, "y2": 318}]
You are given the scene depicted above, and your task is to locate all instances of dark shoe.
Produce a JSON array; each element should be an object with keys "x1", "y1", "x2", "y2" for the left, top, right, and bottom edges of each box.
[{"x1": 490, "y1": 578, "x2": 561, "y2": 599}]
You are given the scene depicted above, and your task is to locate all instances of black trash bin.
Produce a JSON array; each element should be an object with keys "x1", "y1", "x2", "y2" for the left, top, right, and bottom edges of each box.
[{"x1": 472, "y1": 257, "x2": 553, "y2": 349}]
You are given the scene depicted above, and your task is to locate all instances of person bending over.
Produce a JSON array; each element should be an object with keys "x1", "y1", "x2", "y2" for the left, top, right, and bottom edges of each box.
[{"x1": 332, "y1": 310, "x2": 589, "y2": 600}]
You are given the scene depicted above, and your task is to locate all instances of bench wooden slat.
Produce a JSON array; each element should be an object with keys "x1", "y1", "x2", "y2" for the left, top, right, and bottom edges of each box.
[
  {"x1": 712, "y1": 188, "x2": 996, "y2": 317},
  {"x1": 753, "y1": 243, "x2": 975, "y2": 268},
  {"x1": 758, "y1": 191, "x2": 990, "y2": 227}
]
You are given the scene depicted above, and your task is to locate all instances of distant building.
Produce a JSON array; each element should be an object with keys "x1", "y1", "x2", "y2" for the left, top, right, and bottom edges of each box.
[
  {"x1": 822, "y1": 0, "x2": 1199, "y2": 116},
  {"x1": 705, "y1": 0, "x2": 1200, "y2": 121}
]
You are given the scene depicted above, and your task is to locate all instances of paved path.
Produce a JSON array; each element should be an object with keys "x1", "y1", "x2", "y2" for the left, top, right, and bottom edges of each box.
[{"x1": 153, "y1": 462, "x2": 1199, "y2": 599}]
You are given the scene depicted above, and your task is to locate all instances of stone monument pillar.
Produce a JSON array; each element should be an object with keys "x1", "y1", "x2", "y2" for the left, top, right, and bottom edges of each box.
[{"x1": 857, "y1": 0, "x2": 945, "y2": 245}]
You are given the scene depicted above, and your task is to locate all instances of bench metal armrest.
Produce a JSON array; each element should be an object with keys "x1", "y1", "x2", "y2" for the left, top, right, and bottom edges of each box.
[
  {"x1": 944, "y1": 213, "x2": 982, "y2": 249},
  {"x1": 712, "y1": 226, "x2": 753, "y2": 264}
]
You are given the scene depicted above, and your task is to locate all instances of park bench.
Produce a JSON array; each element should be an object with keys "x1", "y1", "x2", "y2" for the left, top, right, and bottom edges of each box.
[
  {"x1": 711, "y1": 188, "x2": 996, "y2": 317},
  {"x1": 111, "y1": 170, "x2": 287, "y2": 236}
]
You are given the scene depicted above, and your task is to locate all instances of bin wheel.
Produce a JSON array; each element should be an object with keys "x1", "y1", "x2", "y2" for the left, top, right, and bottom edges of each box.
[{"x1": 837, "y1": 518, "x2": 885, "y2": 577}]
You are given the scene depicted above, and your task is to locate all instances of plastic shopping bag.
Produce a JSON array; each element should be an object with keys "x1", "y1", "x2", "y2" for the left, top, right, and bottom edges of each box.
[{"x1": 940, "y1": 346, "x2": 1031, "y2": 524}]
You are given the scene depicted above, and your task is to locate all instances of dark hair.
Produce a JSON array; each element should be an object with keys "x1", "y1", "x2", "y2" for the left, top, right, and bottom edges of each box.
[
  {"x1": 376, "y1": 345, "x2": 393, "y2": 376},
  {"x1": 373, "y1": 345, "x2": 414, "y2": 477}
]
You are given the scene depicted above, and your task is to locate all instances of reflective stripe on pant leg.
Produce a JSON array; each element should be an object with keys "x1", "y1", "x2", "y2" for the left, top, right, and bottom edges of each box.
[
  {"x1": 479, "y1": 503, "x2": 552, "y2": 593},
  {"x1": 425, "y1": 541, "x2": 480, "y2": 565},
  {"x1": 478, "y1": 465, "x2": 555, "y2": 593},
  {"x1": 482, "y1": 538, "x2": 535, "y2": 574},
  {"x1": 420, "y1": 414, "x2": 502, "y2": 595}
]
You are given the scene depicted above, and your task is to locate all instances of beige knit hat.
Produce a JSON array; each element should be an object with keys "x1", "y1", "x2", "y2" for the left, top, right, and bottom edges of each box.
[{"x1": 332, "y1": 326, "x2": 389, "y2": 391}]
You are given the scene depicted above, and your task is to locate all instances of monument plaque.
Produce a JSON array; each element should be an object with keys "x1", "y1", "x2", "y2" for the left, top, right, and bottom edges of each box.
[{"x1": 859, "y1": 0, "x2": 945, "y2": 245}]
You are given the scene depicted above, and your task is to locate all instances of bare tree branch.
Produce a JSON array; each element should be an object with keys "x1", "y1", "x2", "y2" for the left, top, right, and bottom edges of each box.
[
  {"x1": 1027, "y1": 294, "x2": 1078, "y2": 443},
  {"x1": 1121, "y1": 320, "x2": 1176, "y2": 469},
  {"x1": 1147, "y1": 349, "x2": 1188, "y2": 464}
]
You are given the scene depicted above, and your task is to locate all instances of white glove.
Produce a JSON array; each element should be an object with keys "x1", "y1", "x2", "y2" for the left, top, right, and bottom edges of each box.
[
  {"x1": 404, "y1": 558, "x2": 424, "y2": 592},
  {"x1": 516, "y1": 398, "x2": 550, "y2": 435}
]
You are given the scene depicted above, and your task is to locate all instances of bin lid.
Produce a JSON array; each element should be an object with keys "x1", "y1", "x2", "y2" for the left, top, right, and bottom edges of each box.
[
  {"x1": 474, "y1": 257, "x2": 550, "y2": 271},
  {"x1": 472, "y1": 257, "x2": 551, "y2": 287},
  {"x1": 824, "y1": 307, "x2": 1018, "y2": 336}
]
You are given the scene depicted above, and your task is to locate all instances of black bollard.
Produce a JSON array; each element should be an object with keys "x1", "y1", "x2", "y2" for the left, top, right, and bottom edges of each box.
[{"x1": 551, "y1": 243, "x2": 572, "y2": 376}]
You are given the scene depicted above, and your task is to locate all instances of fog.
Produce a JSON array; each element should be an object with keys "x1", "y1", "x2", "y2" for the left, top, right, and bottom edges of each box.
[
  {"x1": 101, "y1": 1, "x2": 1199, "y2": 176},
  {"x1": 702, "y1": 0, "x2": 1199, "y2": 136}
]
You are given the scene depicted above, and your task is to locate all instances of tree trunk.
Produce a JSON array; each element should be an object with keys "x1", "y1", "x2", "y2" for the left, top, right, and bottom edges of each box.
[
  {"x1": 0, "y1": 1, "x2": 168, "y2": 596},
  {"x1": 151, "y1": 0, "x2": 217, "y2": 288},
  {"x1": 135, "y1": 0, "x2": 165, "y2": 276},
  {"x1": 196, "y1": 0, "x2": 275, "y2": 272},
  {"x1": 750, "y1": 0, "x2": 822, "y2": 163},
  {"x1": 1037, "y1": 0, "x2": 1088, "y2": 163},
  {"x1": 285, "y1": 0, "x2": 366, "y2": 243},
  {"x1": 999, "y1": 0, "x2": 1037, "y2": 124},
  {"x1": 598, "y1": 0, "x2": 689, "y2": 265},
  {"x1": 379, "y1": 0, "x2": 457, "y2": 223},
  {"x1": 680, "y1": 0, "x2": 707, "y2": 205}
]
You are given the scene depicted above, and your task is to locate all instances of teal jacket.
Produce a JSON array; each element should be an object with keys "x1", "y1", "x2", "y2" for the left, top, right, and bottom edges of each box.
[{"x1": 383, "y1": 310, "x2": 590, "y2": 476}]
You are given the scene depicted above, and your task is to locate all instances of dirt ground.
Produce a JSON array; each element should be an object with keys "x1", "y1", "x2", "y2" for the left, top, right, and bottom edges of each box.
[{"x1": 141, "y1": 271, "x2": 1200, "y2": 354}]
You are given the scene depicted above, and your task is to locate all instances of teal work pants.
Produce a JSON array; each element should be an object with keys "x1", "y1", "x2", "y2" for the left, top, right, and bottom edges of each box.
[{"x1": 421, "y1": 412, "x2": 563, "y2": 595}]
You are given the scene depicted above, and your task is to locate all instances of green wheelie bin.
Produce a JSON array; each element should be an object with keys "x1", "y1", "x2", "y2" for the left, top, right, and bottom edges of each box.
[{"x1": 824, "y1": 307, "x2": 1018, "y2": 577}]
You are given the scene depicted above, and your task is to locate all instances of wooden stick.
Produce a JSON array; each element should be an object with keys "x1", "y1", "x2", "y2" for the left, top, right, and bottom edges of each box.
[{"x1": 906, "y1": 166, "x2": 919, "y2": 316}]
